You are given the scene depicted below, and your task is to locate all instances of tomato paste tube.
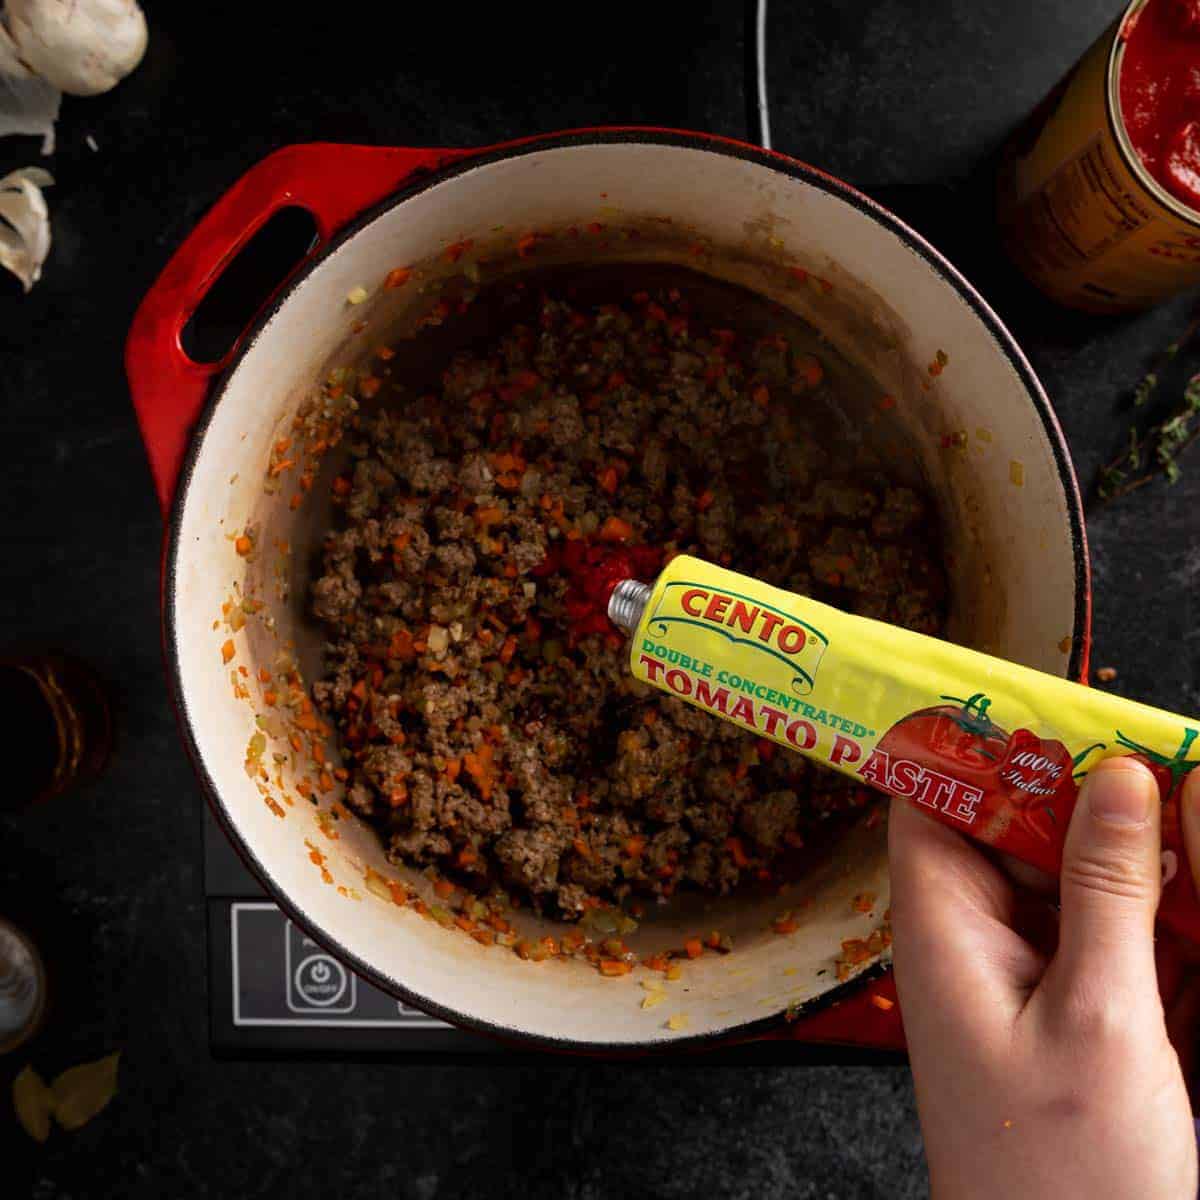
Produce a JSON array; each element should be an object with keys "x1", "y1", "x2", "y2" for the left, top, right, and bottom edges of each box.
[{"x1": 609, "y1": 557, "x2": 1200, "y2": 940}]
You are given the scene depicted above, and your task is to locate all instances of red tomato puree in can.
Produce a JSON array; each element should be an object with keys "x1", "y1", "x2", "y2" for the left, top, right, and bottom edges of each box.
[{"x1": 1120, "y1": 0, "x2": 1200, "y2": 210}]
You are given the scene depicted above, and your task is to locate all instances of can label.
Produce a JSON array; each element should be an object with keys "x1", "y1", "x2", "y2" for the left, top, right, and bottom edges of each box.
[
  {"x1": 997, "y1": 3, "x2": 1200, "y2": 312},
  {"x1": 630, "y1": 556, "x2": 1200, "y2": 938}
]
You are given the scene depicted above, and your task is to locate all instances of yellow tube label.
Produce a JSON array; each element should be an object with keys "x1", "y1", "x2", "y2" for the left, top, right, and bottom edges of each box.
[{"x1": 630, "y1": 555, "x2": 1200, "y2": 935}]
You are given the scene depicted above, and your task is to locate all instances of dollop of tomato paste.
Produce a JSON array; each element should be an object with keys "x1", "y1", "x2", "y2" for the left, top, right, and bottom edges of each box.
[
  {"x1": 1119, "y1": 0, "x2": 1200, "y2": 210},
  {"x1": 534, "y1": 538, "x2": 662, "y2": 641}
]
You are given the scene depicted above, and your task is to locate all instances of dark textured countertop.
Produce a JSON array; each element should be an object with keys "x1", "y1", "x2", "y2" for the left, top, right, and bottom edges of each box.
[{"x1": 3, "y1": 2, "x2": 1197, "y2": 1196}]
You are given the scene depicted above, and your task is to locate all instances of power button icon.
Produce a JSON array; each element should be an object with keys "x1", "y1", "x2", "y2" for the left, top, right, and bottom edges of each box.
[{"x1": 292, "y1": 954, "x2": 349, "y2": 1008}]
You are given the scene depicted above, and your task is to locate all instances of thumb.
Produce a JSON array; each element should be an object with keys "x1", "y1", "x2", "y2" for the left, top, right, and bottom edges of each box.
[{"x1": 1054, "y1": 756, "x2": 1162, "y2": 988}]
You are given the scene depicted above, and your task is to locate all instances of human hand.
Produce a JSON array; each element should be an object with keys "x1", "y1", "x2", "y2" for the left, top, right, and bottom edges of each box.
[{"x1": 889, "y1": 757, "x2": 1200, "y2": 1200}]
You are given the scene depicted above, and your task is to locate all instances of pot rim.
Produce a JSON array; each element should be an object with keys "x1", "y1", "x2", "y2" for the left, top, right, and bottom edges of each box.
[{"x1": 163, "y1": 127, "x2": 1091, "y2": 1053}]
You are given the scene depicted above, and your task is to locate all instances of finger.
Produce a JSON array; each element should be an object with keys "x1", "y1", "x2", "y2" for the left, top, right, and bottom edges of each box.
[
  {"x1": 992, "y1": 850, "x2": 1057, "y2": 896},
  {"x1": 1180, "y1": 767, "x2": 1200, "y2": 898},
  {"x1": 1051, "y1": 756, "x2": 1161, "y2": 992},
  {"x1": 888, "y1": 796, "x2": 1046, "y2": 1038}
]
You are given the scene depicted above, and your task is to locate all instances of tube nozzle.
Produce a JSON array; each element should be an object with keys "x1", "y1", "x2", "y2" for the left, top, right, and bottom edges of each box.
[{"x1": 607, "y1": 579, "x2": 652, "y2": 632}]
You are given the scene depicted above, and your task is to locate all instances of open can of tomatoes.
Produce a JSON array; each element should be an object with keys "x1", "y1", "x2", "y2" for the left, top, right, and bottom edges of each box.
[{"x1": 998, "y1": 0, "x2": 1200, "y2": 313}]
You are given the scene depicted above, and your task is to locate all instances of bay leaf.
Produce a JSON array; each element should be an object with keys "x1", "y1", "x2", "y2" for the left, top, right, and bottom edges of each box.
[
  {"x1": 49, "y1": 1051, "x2": 120, "y2": 1131},
  {"x1": 12, "y1": 1064, "x2": 53, "y2": 1142}
]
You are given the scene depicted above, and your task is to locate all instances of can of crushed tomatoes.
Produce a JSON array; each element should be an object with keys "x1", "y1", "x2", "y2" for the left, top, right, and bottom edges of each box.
[{"x1": 997, "y1": 0, "x2": 1200, "y2": 313}]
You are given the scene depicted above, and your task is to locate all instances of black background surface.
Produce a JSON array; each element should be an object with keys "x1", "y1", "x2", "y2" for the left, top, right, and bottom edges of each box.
[{"x1": 3, "y1": 2, "x2": 1197, "y2": 1196}]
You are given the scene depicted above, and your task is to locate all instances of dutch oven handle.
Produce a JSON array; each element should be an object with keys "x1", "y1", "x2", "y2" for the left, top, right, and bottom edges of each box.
[{"x1": 125, "y1": 142, "x2": 470, "y2": 516}]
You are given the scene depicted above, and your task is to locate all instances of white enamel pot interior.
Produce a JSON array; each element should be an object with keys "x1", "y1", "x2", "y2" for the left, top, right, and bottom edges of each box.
[{"x1": 166, "y1": 132, "x2": 1089, "y2": 1052}]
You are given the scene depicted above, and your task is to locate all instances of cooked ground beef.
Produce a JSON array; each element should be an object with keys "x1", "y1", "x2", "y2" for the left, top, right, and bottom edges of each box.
[{"x1": 310, "y1": 285, "x2": 946, "y2": 917}]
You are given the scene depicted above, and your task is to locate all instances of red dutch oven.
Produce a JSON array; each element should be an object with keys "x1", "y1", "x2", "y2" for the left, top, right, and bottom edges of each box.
[{"x1": 127, "y1": 130, "x2": 1089, "y2": 1053}]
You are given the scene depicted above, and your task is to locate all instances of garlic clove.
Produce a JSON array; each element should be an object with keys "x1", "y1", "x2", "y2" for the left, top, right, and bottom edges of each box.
[
  {"x1": 0, "y1": 17, "x2": 34, "y2": 78},
  {"x1": 0, "y1": 72, "x2": 60, "y2": 153},
  {"x1": 0, "y1": 165, "x2": 52, "y2": 291}
]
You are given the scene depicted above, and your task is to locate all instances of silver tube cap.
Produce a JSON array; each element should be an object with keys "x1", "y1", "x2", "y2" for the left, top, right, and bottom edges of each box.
[{"x1": 607, "y1": 579, "x2": 652, "y2": 633}]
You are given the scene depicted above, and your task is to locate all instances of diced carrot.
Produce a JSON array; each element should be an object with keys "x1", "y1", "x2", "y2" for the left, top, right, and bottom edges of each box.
[
  {"x1": 444, "y1": 239, "x2": 473, "y2": 263},
  {"x1": 499, "y1": 635, "x2": 518, "y2": 665},
  {"x1": 391, "y1": 532, "x2": 411, "y2": 553},
  {"x1": 572, "y1": 838, "x2": 593, "y2": 861},
  {"x1": 871, "y1": 994, "x2": 895, "y2": 1011},
  {"x1": 376, "y1": 346, "x2": 395, "y2": 361},
  {"x1": 457, "y1": 846, "x2": 477, "y2": 867},
  {"x1": 463, "y1": 743, "x2": 495, "y2": 800},
  {"x1": 798, "y1": 355, "x2": 824, "y2": 387},
  {"x1": 789, "y1": 266, "x2": 808, "y2": 283},
  {"x1": 444, "y1": 758, "x2": 462, "y2": 783},
  {"x1": 433, "y1": 879, "x2": 457, "y2": 899},
  {"x1": 598, "y1": 515, "x2": 633, "y2": 543},
  {"x1": 332, "y1": 476, "x2": 352, "y2": 497},
  {"x1": 684, "y1": 938, "x2": 703, "y2": 959},
  {"x1": 852, "y1": 891, "x2": 876, "y2": 914},
  {"x1": 234, "y1": 535, "x2": 252, "y2": 556},
  {"x1": 623, "y1": 835, "x2": 646, "y2": 858},
  {"x1": 384, "y1": 267, "x2": 412, "y2": 289},
  {"x1": 840, "y1": 937, "x2": 872, "y2": 964},
  {"x1": 598, "y1": 465, "x2": 619, "y2": 496},
  {"x1": 221, "y1": 639, "x2": 235, "y2": 664},
  {"x1": 772, "y1": 916, "x2": 799, "y2": 935},
  {"x1": 600, "y1": 960, "x2": 632, "y2": 977},
  {"x1": 726, "y1": 836, "x2": 750, "y2": 868}
]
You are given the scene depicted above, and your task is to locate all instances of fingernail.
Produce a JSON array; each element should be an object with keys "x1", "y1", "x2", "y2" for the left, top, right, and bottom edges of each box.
[{"x1": 1086, "y1": 763, "x2": 1155, "y2": 826}]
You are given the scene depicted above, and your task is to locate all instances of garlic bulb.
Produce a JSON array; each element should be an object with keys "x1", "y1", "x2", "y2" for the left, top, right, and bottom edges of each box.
[
  {"x1": 2, "y1": 0, "x2": 147, "y2": 97},
  {"x1": 0, "y1": 165, "x2": 52, "y2": 290}
]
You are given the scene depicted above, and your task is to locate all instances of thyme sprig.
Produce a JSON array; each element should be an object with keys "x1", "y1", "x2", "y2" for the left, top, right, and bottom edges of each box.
[{"x1": 1097, "y1": 312, "x2": 1200, "y2": 502}]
